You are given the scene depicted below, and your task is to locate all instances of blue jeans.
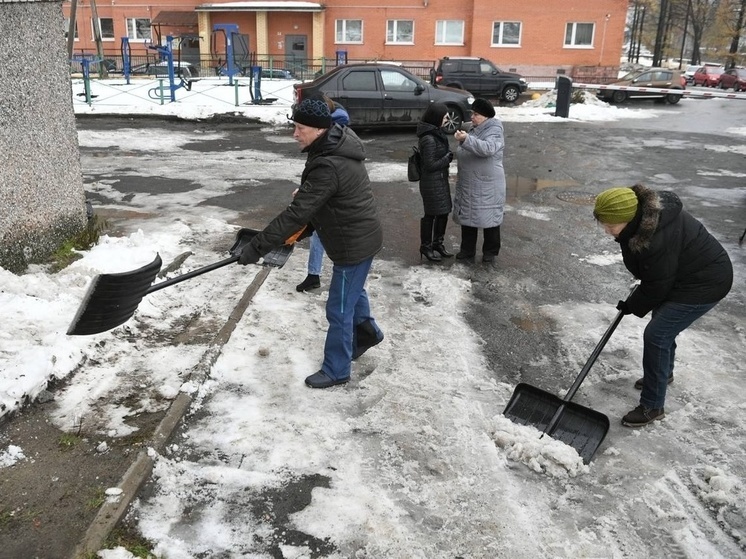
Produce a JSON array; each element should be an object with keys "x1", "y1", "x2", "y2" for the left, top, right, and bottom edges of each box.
[
  {"x1": 640, "y1": 300, "x2": 718, "y2": 409},
  {"x1": 308, "y1": 231, "x2": 325, "y2": 275},
  {"x1": 321, "y1": 257, "x2": 382, "y2": 380}
]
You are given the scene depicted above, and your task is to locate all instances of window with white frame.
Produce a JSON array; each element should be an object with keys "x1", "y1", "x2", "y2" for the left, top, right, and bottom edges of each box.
[
  {"x1": 492, "y1": 21, "x2": 521, "y2": 46},
  {"x1": 336, "y1": 19, "x2": 363, "y2": 44},
  {"x1": 94, "y1": 18, "x2": 115, "y2": 41},
  {"x1": 564, "y1": 22, "x2": 594, "y2": 47},
  {"x1": 64, "y1": 18, "x2": 78, "y2": 40},
  {"x1": 387, "y1": 20, "x2": 414, "y2": 44},
  {"x1": 126, "y1": 18, "x2": 151, "y2": 41},
  {"x1": 435, "y1": 20, "x2": 464, "y2": 45}
]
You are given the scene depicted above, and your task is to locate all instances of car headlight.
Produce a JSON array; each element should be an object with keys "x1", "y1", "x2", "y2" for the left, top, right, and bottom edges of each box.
[
  {"x1": 519, "y1": 78, "x2": 527, "y2": 83},
  {"x1": 467, "y1": 96, "x2": 475, "y2": 104}
]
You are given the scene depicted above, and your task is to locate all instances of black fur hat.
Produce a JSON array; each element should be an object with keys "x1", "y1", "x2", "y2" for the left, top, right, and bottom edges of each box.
[{"x1": 471, "y1": 98, "x2": 495, "y2": 118}]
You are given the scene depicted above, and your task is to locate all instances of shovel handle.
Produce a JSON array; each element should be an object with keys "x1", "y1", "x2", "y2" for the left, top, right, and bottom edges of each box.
[
  {"x1": 561, "y1": 308, "x2": 625, "y2": 402},
  {"x1": 542, "y1": 285, "x2": 638, "y2": 439},
  {"x1": 146, "y1": 255, "x2": 239, "y2": 295}
]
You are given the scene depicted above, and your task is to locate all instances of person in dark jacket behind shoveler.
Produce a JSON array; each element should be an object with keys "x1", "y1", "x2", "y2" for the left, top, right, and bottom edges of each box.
[
  {"x1": 594, "y1": 184, "x2": 733, "y2": 427},
  {"x1": 416, "y1": 103, "x2": 453, "y2": 262},
  {"x1": 238, "y1": 95, "x2": 384, "y2": 389}
]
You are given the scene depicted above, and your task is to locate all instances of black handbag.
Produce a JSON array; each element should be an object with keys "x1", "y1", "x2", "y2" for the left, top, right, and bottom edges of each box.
[{"x1": 407, "y1": 146, "x2": 421, "y2": 182}]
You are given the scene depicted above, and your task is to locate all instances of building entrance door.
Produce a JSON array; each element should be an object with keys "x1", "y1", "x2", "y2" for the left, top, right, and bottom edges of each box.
[{"x1": 285, "y1": 34, "x2": 307, "y2": 76}]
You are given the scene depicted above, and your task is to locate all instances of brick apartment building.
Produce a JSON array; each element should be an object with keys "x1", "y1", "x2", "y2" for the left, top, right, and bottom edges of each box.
[{"x1": 64, "y1": 0, "x2": 628, "y2": 79}]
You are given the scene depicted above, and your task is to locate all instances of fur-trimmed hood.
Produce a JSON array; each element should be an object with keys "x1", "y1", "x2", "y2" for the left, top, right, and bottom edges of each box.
[{"x1": 624, "y1": 183, "x2": 682, "y2": 253}]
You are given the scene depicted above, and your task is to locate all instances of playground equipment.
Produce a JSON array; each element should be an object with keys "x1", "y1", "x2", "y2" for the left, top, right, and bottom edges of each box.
[
  {"x1": 121, "y1": 37, "x2": 132, "y2": 84},
  {"x1": 71, "y1": 55, "x2": 102, "y2": 104},
  {"x1": 145, "y1": 35, "x2": 195, "y2": 102},
  {"x1": 212, "y1": 24, "x2": 250, "y2": 85},
  {"x1": 210, "y1": 24, "x2": 275, "y2": 104}
]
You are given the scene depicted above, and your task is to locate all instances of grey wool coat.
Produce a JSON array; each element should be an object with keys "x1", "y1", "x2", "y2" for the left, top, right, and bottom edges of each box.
[{"x1": 453, "y1": 117, "x2": 506, "y2": 228}]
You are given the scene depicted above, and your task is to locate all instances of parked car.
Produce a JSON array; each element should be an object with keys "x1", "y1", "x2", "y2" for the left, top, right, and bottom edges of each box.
[
  {"x1": 717, "y1": 67, "x2": 746, "y2": 91},
  {"x1": 130, "y1": 61, "x2": 197, "y2": 80},
  {"x1": 683, "y1": 64, "x2": 700, "y2": 84},
  {"x1": 692, "y1": 65, "x2": 724, "y2": 87},
  {"x1": 71, "y1": 58, "x2": 117, "y2": 75},
  {"x1": 293, "y1": 63, "x2": 475, "y2": 133},
  {"x1": 260, "y1": 68, "x2": 296, "y2": 80},
  {"x1": 597, "y1": 68, "x2": 686, "y2": 104},
  {"x1": 432, "y1": 56, "x2": 528, "y2": 102}
]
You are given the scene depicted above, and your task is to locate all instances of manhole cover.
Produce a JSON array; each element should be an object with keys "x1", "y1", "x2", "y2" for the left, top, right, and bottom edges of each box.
[{"x1": 556, "y1": 190, "x2": 597, "y2": 205}]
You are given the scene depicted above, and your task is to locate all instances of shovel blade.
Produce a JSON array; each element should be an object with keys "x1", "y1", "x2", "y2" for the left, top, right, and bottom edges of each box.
[
  {"x1": 67, "y1": 254, "x2": 163, "y2": 336},
  {"x1": 503, "y1": 383, "x2": 609, "y2": 464}
]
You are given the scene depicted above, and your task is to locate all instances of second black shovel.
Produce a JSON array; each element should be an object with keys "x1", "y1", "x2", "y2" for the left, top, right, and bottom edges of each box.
[{"x1": 67, "y1": 228, "x2": 295, "y2": 336}]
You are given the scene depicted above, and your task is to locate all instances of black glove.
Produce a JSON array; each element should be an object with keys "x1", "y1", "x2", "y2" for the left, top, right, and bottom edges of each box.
[
  {"x1": 616, "y1": 300, "x2": 631, "y2": 315},
  {"x1": 238, "y1": 243, "x2": 261, "y2": 266},
  {"x1": 447, "y1": 152, "x2": 454, "y2": 162}
]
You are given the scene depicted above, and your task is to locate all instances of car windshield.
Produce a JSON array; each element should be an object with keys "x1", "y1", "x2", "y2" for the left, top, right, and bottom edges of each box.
[{"x1": 618, "y1": 71, "x2": 644, "y2": 81}]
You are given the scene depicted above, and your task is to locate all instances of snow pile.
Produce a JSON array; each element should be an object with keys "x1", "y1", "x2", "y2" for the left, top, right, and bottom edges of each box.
[
  {"x1": 491, "y1": 415, "x2": 590, "y2": 478},
  {"x1": 0, "y1": 445, "x2": 25, "y2": 468}
]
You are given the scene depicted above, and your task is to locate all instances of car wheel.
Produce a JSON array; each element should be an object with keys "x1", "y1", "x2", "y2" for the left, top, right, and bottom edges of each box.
[
  {"x1": 611, "y1": 90, "x2": 627, "y2": 103},
  {"x1": 665, "y1": 93, "x2": 681, "y2": 104},
  {"x1": 442, "y1": 107, "x2": 463, "y2": 134},
  {"x1": 719, "y1": 81, "x2": 727, "y2": 89},
  {"x1": 502, "y1": 85, "x2": 520, "y2": 103}
]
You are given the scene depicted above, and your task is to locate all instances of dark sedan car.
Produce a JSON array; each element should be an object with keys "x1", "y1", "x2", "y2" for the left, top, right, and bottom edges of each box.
[
  {"x1": 293, "y1": 63, "x2": 474, "y2": 133},
  {"x1": 718, "y1": 68, "x2": 746, "y2": 91}
]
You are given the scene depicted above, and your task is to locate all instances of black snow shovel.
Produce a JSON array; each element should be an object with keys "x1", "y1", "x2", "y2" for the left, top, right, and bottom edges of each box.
[
  {"x1": 67, "y1": 227, "x2": 296, "y2": 336},
  {"x1": 503, "y1": 290, "x2": 635, "y2": 463}
]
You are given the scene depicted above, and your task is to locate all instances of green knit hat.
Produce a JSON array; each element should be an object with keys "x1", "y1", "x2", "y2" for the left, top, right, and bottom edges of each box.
[{"x1": 593, "y1": 187, "x2": 638, "y2": 224}]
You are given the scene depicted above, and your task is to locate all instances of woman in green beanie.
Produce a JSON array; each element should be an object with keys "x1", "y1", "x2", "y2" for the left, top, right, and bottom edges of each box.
[{"x1": 594, "y1": 184, "x2": 733, "y2": 427}]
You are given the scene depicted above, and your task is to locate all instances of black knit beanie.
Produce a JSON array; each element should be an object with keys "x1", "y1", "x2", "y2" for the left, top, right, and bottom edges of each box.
[
  {"x1": 471, "y1": 98, "x2": 495, "y2": 118},
  {"x1": 421, "y1": 103, "x2": 449, "y2": 127},
  {"x1": 291, "y1": 96, "x2": 332, "y2": 128}
]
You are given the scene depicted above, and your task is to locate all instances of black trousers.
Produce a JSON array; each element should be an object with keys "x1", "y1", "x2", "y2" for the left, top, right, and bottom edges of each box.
[{"x1": 460, "y1": 225, "x2": 501, "y2": 256}]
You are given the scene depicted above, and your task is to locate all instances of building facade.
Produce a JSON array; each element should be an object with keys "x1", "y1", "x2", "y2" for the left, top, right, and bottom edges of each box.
[{"x1": 64, "y1": 0, "x2": 628, "y2": 78}]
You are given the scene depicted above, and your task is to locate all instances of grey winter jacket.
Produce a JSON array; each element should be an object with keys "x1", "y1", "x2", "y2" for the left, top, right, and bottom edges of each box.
[
  {"x1": 416, "y1": 121, "x2": 453, "y2": 216},
  {"x1": 618, "y1": 184, "x2": 733, "y2": 317},
  {"x1": 453, "y1": 117, "x2": 506, "y2": 228},
  {"x1": 248, "y1": 124, "x2": 383, "y2": 266}
]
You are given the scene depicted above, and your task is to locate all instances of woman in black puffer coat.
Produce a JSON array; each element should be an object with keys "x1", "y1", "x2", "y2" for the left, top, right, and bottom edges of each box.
[{"x1": 416, "y1": 103, "x2": 454, "y2": 261}]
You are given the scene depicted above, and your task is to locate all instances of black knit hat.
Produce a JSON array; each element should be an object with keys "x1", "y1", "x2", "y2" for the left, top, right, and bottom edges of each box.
[
  {"x1": 291, "y1": 96, "x2": 332, "y2": 129},
  {"x1": 421, "y1": 103, "x2": 449, "y2": 127},
  {"x1": 471, "y1": 98, "x2": 495, "y2": 118}
]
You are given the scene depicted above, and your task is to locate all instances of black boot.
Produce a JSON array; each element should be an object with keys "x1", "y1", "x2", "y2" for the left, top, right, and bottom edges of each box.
[
  {"x1": 432, "y1": 215, "x2": 453, "y2": 257},
  {"x1": 419, "y1": 217, "x2": 441, "y2": 262}
]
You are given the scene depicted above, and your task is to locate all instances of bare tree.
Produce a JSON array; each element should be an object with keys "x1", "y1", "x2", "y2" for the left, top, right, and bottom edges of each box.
[{"x1": 715, "y1": 0, "x2": 746, "y2": 67}]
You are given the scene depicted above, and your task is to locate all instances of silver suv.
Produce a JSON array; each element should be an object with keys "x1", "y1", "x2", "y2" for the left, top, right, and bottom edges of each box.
[{"x1": 433, "y1": 57, "x2": 528, "y2": 102}]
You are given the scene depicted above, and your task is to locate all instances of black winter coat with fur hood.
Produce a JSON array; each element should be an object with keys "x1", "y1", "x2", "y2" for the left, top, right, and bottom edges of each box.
[{"x1": 617, "y1": 184, "x2": 732, "y2": 317}]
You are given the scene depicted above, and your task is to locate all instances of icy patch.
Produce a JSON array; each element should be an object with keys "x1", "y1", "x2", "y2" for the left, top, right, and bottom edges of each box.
[
  {"x1": 578, "y1": 251, "x2": 623, "y2": 266},
  {"x1": 0, "y1": 445, "x2": 25, "y2": 468},
  {"x1": 515, "y1": 208, "x2": 552, "y2": 221},
  {"x1": 491, "y1": 415, "x2": 590, "y2": 478}
]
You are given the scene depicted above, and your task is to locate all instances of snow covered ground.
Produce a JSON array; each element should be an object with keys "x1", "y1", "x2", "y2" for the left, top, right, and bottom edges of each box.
[{"x1": 1, "y1": 78, "x2": 745, "y2": 558}]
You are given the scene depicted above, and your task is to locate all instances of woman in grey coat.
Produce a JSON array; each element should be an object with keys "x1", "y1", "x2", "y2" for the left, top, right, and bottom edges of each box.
[{"x1": 453, "y1": 98, "x2": 506, "y2": 263}]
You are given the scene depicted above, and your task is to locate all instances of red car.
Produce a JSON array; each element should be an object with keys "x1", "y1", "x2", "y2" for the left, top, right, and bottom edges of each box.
[
  {"x1": 718, "y1": 68, "x2": 746, "y2": 92},
  {"x1": 693, "y1": 65, "x2": 724, "y2": 87}
]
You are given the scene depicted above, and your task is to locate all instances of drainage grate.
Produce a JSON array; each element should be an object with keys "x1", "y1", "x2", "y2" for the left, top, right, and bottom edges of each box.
[{"x1": 556, "y1": 190, "x2": 597, "y2": 205}]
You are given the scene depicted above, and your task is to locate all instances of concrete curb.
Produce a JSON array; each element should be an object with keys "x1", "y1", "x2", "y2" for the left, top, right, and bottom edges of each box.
[{"x1": 70, "y1": 266, "x2": 271, "y2": 559}]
